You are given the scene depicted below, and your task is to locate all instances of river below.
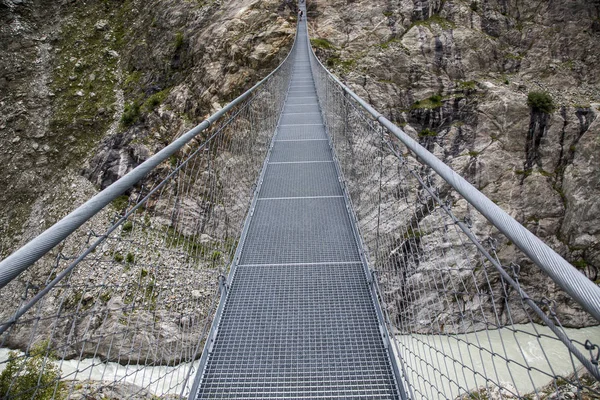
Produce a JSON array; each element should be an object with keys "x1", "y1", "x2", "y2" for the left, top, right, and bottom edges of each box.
[
  {"x1": 1, "y1": 324, "x2": 599, "y2": 398},
  {"x1": 394, "y1": 323, "x2": 600, "y2": 398}
]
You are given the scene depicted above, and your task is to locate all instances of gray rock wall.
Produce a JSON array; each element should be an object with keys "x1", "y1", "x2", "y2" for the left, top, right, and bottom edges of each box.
[{"x1": 309, "y1": 0, "x2": 600, "y2": 326}]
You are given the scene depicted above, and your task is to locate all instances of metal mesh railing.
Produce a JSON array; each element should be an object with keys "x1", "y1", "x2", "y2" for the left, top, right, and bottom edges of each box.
[
  {"x1": 0, "y1": 32, "x2": 295, "y2": 399},
  {"x1": 308, "y1": 26, "x2": 600, "y2": 400}
]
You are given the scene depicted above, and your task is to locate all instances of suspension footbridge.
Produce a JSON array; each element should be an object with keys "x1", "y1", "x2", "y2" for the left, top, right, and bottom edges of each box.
[{"x1": 0, "y1": 3, "x2": 599, "y2": 399}]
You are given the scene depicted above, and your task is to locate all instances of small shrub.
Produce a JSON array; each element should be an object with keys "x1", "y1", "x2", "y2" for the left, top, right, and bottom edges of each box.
[
  {"x1": 113, "y1": 252, "x2": 124, "y2": 262},
  {"x1": 527, "y1": 91, "x2": 555, "y2": 113},
  {"x1": 470, "y1": 1, "x2": 478, "y2": 11},
  {"x1": 126, "y1": 252, "x2": 135, "y2": 263},
  {"x1": 140, "y1": 268, "x2": 148, "y2": 278},
  {"x1": 174, "y1": 31, "x2": 184, "y2": 50},
  {"x1": 121, "y1": 102, "x2": 141, "y2": 126},
  {"x1": 0, "y1": 341, "x2": 65, "y2": 400},
  {"x1": 144, "y1": 90, "x2": 169, "y2": 111},
  {"x1": 429, "y1": 94, "x2": 442, "y2": 103},
  {"x1": 122, "y1": 221, "x2": 133, "y2": 232}
]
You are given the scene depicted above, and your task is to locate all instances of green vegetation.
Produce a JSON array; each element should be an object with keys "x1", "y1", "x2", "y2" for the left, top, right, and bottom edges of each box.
[
  {"x1": 211, "y1": 251, "x2": 222, "y2": 267},
  {"x1": 457, "y1": 80, "x2": 477, "y2": 90},
  {"x1": 0, "y1": 341, "x2": 65, "y2": 400},
  {"x1": 467, "y1": 151, "x2": 480, "y2": 157},
  {"x1": 412, "y1": 94, "x2": 444, "y2": 109},
  {"x1": 121, "y1": 101, "x2": 141, "y2": 126},
  {"x1": 403, "y1": 228, "x2": 426, "y2": 239},
  {"x1": 126, "y1": 252, "x2": 135, "y2": 264},
  {"x1": 124, "y1": 70, "x2": 142, "y2": 88},
  {"x1": 143, "y1": 89, "x2": 169, "y2": 111},
  {"x1": 174, "y1": 31, "x2": 184, "y2": 50},
  {"x1": 100, "y1": 291, "x2": 112, "y2": 303},
  {"x1": 122, "y1": 221, "x2": 133, "y2": 232},
  {"x1": 514, "y1": 169, "x2": 532, "y2": 177},
  {"x1": 411, "y1": 15, "x2": 456, "y2": 30},
  {"x1": 310, "y1": 38, "x2": 336, "y2": 50},
  {"x1": 572, "y1": 259, "x2": 587, "y2": 270},
  {"x1": 527, "y1": 91, "x2": 555, "y2": 113},
  {"x1": 505, "y1": 51, "x2": 525, "y2": 61},
  {"x1": 419, "y1": 129, "x2": 438, "y2": 137},
  {"x1": 112, "y1": 195, "x2": 130, "y2": 212},
  {"x1": 113, "y1": 252, "x2": 124, "y2": 262},
  {"x1": 326, "y1": 56, "x2": 356, "y2": 71},
  {"x1": 470, "y1": 1, "x2": 478, "y2": 12}
]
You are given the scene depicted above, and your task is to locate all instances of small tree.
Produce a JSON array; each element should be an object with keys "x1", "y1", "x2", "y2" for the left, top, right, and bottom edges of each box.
[
  {"x1": 0, "y1": 342, "x2": 65, "y2": 399},
  {"x1": 527, "y1": 91, "x2": 555, "y2": 113}
]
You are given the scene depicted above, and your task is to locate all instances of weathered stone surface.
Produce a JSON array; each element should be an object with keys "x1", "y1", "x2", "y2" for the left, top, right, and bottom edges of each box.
[{"x1": 309, "y1": 0, "x2": 600, "y2": 327}]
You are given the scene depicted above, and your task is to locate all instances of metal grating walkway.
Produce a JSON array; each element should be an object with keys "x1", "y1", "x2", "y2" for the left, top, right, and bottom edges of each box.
[{"x1": 193, "y1": 10, "x2": 401, "y2": 399}]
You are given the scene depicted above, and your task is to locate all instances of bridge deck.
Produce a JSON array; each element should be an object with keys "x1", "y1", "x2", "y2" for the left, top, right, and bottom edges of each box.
[{"x1": 194, "y1": 13, "x2": 400, "y2": 399}]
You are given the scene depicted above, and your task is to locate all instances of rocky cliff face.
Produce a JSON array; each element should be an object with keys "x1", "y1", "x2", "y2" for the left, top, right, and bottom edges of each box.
[
  {"x1": 0, "y1": 0, "x2": 294, "y2": 393},
  {"x1": 307, "y1": 0, "x2": 600, "y2": 326},
  {"x1": 0, "y1": 0, "x2": 295, "y2": 254}
]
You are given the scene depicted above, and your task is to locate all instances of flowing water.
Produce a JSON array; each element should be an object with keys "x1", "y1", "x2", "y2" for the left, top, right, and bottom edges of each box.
[
  {"x1": 394, "y1": 324, "x2": 600, "y2": 398},
  {"x1": 1, "y1": 323, "x2": 599, "y2": 398},
  {"x1": 0, "y1": 348, "x2": 199, "y2": 397}
]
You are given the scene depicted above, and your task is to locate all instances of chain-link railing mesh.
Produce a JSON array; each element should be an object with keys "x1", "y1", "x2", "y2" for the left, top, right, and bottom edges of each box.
[
  {"x1": 0, "y1": 43, "x2": 294, "y2": 399},
  {"x1": 310, "y1": 40, "x2": 600, "y2": 400}
]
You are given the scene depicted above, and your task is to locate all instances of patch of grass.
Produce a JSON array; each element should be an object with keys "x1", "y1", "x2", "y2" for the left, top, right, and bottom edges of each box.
[
  {"x1": 210, "y1": 251, "x2": 222, "y2": 267},
  {"x1": 140, "y1": 268, "x2": 148, "y2": 278},
  {"x1": 457, "y1": 80, "x2": 477, "y2": 90},
  {"x1": 123, "y1": 70, "x2": 142, "y2": 88},
  {"x1": 126, "y1": 252, "x2": 135, "y2": 264},
  {"x1": 412, "y1": 94, "x2": 443, "y2": 109},
  {"x1": 112, "y1": 195, "x2": 129, "y2": 212},
  {"x1": 572, "y1": 259, "x2": 587, "y2": 270},
  {"x1": 310, "y1": 38, "x2": 336, "y2": 50},
  {"x1": 114, "y1": 252, "x2": 124, "y2": 263},
  {"x1": 326, "y1": 56, "x2": 356, "y2": 71},
  {"x1": 468, "y1": 151, "x2": 480, "y2": 157},
  {"x1": 505, "y1": 51, "x2": 526, "y2": 61},
  {"x1": 412, "y1": 15, "x2": 456, "y2": 30},
  {"x1": 470, "y1": 1, "x2": 478, "y2": 12},
  {"x1": 515, "y1": 169, "x2": 532, "y2": 177},
  {"x1": 403, "y1": 228, "x2": 425, "y2": 239},
  {"x1": 174, "y1": 31, "x2": 184, "y2": 51},
  {"x1": 527, "y1": 91, "x2": 555, "y2": 113},
  {"x1": 419, "y1": 129, "x2": 438, "y2": 137}
]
